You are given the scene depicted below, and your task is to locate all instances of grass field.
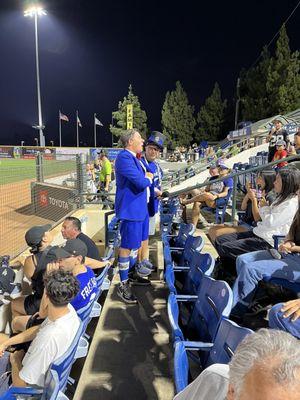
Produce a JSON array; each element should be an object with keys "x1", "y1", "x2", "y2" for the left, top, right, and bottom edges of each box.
[{"x1": 0, "y1": 158, "x2": 76, "y2": 184}]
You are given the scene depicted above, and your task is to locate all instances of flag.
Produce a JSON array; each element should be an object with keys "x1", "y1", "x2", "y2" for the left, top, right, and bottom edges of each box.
[
  {"x1": 59, "y1": 111, "x2": 69, "y2": 122},
  {"x1": 77, "y1": 115, "x2": 82, "y2": 128},
  {"x1": 95, "y1": 116, "x2": 103, "y2": 126}
]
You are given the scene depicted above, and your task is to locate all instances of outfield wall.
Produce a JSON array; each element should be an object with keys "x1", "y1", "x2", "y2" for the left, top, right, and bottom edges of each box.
[{"x1": 0, "y1": 146, "x2": 122, "y2": 161}]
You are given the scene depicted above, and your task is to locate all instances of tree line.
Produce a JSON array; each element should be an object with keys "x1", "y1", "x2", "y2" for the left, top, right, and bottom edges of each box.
[{"x1": 110, "y1": 25, "x2": 299, "y2": 146}]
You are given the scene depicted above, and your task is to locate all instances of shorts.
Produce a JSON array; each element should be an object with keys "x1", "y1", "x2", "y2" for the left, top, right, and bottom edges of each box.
[
  {"x1": 24, "y1": 294, "x2": 41, "y2": 315},
  {"x1": 120, "y1": 215, "x2": 149, "y2": 250}
]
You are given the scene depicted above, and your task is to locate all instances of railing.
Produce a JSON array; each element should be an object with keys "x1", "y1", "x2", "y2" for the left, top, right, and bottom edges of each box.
[
  {"x1": 162, "y1": 135, "x2": 266, "y2": 185},
  {"x1": 163, "y1": 155, "x2": 300, "y2": 224}
]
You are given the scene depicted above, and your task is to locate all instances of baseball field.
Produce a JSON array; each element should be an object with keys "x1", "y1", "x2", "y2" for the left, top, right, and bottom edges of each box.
[
  {"x1": 0, "y1": 157, "x2": 77, "y2": 257},
  {"x1": 0, "y1": 158, "x2": 75, "y2": 185}
]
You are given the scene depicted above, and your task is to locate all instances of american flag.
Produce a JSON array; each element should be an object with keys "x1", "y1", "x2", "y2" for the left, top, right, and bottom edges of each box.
[{"x1": 59, "y1": 111, "x2": 69, "y2": 122}]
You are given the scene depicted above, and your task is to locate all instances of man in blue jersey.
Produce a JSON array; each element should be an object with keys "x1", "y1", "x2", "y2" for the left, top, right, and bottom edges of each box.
[
  {"x1": 134, "y1": 131, "x2": 165, "y2": 280},
  {"x1": 46, "y1": 239, "x2": 97, "y2": 310},
  {"x1": 115, "y1": 129, "x2": 153, "y2": 303}
]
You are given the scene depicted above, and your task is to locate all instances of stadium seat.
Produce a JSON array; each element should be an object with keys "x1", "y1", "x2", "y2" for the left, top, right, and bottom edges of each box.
[
  {"x1": 174, "y1": 319, "x2": 253, "y2": 394},
  {"x1": 165, "y1": 251, "x2": 215, "y2": 295},
  {"x1": 164, "y1": 223, "x2": 195, "y2": 248},
  {"x1": 201, "y1": 188, "x2": 233, "y2": 224},
  {"x1": 165, "y1": 235, "x2": 204, "y2": 270},
  {"x1": 168, "y1": 276, "x2": 233, "y2": 342}
]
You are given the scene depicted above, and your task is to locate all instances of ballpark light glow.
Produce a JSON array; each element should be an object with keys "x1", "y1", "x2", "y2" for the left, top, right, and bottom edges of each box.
[{"x1": 24, "y1": 5, "x2": 47, "y2": 147}]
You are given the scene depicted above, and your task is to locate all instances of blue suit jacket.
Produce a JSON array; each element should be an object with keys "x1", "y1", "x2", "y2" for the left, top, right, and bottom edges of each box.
[{"x1": 115, "y1": 150, "x2": 151, "y2": 221}]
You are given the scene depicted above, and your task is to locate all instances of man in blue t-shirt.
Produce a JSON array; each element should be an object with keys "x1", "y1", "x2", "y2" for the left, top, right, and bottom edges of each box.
[{"x1": 48, "y1": 239, "x2": 97, "y2": 310}]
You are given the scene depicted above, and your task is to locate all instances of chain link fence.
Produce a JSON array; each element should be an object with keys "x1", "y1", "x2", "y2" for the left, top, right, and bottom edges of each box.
[{"x1": 0, "y1": 154, "x2": 86, "y2": 258}]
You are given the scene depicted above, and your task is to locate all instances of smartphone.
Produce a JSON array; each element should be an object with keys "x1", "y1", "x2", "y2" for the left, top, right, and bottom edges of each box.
[{"x1": 269, "y1": 249, "x2": 282, "y2": 260}]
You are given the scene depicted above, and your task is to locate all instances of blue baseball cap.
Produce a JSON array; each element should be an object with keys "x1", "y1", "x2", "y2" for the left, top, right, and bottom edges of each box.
[{"x1": 145, "y1": 131, "x2": 165, "y2": 150}]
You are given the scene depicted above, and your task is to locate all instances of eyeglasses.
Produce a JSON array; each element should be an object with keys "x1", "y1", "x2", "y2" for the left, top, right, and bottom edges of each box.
[{"x1": 147, "y1": 146, "x2": 160, "y2": 152}]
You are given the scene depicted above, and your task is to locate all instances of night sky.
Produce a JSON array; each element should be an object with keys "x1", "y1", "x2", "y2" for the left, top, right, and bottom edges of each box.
[{"x1": 0, "y1": 0, "x2": 299, "y2": 147}]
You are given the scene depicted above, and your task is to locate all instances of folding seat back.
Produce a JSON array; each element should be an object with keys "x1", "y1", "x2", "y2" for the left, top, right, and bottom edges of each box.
[
  {"x1": 205, "y1": 318, "x2": 253, "y2": 367},
  {"x1": 188, "y1": 276, "x2": 232, "y2": 343},
  {"x1": 51, "y1": 323, "x2": 86, "y2": 393},
  {"x1": 180, "y1": 236, "x2": 204, "y2": 265},
  {"x1": 171, "y1": 223, "x2": 195, "y2": 248},
  {"x1": 174, "y1": 340, "x2": 189, "y2": 393},
  {"x1": 77, "y1": 296, "x2": 97, "y2": 329},
  {"x1": 95, "y1": 264, "x2": 111, "y2": 294},
  {"x1": 182, "y1": 252, "x2": 215, "y2": 295}
]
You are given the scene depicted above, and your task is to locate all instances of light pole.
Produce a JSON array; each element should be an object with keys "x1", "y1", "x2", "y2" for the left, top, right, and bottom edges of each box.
[
  {"x1": 24, "y1": 5, "x2": 46, "y2": 147},
  {"x1": 21, "y1": 140, "x2": 25, "y2": 146},
  {"x1": 50, "y1": 140, "x2": 54, "y2": 146},
  {"x1": 34, "y1": 138, "x2": 39, "y2": 146},
  {"x1": 234, "y1": 78, "x2": 240, "y2": 131}
]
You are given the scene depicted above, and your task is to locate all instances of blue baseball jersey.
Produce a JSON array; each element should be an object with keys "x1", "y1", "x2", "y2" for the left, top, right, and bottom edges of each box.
[
  {"x1": 140, "y1": 157, "x2": 163, "y2": 217},
  {"x1": 71, "y1": 266, "x2": 97, "y2": 311}
]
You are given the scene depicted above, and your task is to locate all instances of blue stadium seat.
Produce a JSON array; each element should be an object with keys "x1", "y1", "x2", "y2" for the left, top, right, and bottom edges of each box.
[
  {"x1": 167, "y1": 235, "x2": 204, "y2": 268},
  {"x1": 164, "y1": 223, "x2": 195, "y2": 248},
  {"x1": 168, "y1": 276, "x2": 233, "y2": 342},
  {"x1": 201, "y1": 188, "x2": 233, "y2": 224},
  {"x1": 174, "y1": 319, "x2": 253, "y2": 394},
  {"x1": 165, "y1": 251, "x2": 215, "y2": 295}
]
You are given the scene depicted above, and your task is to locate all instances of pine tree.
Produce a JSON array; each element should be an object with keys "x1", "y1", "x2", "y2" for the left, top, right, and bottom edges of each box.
[
  {"x1": 110, "y1": 84, "x2": 147, "y2": 137},
  {"x1": 266, "y1": 25, "x2": 300, "y2": 114},
  {"x1": 196, "y1": 82, "x2": 227, "y2": 141},
  {"x1": 240, "y1": 47, "x2": 272, "y2": 121},
  {"x1": 161, "y1": 81, "x2": 196, "y2": 146}
]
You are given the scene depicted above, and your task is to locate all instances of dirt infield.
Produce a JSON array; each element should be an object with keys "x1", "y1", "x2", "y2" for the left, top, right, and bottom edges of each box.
[{"x1": 0, "y1": 178, "x2": 53, "y2": 257}]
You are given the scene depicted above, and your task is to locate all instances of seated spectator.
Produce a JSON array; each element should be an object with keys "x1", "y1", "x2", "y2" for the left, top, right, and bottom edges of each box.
[
  {"x1": 287, "y1": 127, "x2": 300, "y2": 155},
  {"x1": 174, "y1": 329, "x2": 300, "y2": 400},
  {"x1": 12, "y1": 239, "x2": 98, "y2": 332},
  {"x1": 272, "y1": 140, "x2": 288, "y2": 168},
  {"x1": 231, "y1": 199, "x2": 300, "y2": 317},
  {"x1": 215, "y1": 167, "x2": 300, "y2": 268},
  {"x1": 12, "y1": 222, "x2": 110, "y2": 330},
  {"x1": 209, "y1": 170, "x2": 276, "y2": 242},
  {"x1": 62, "y1": 216, "x2": 101, "y2": 261},
  {"x1": 181, "y1": 163, "x2": 233, "y2": 227},
  {"x1": 11, "y1": 225, "x2": 55, "y2": 322},
  {"x1": 269, "y1": 300, "x2": 300, "y2": 339},
  {"x1": 0, "y1": 270, "x2": 80, "y2": 388}
]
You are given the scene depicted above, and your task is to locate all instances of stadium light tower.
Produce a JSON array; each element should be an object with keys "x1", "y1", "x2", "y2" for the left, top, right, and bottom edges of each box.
[{"x1": 24, "y1": 5, "x2": 47, "y2": 147}]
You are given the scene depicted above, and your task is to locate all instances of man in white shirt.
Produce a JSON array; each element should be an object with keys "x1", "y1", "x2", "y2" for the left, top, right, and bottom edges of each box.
[
  {"x1": 174, "y1": 329, "x2": 300, "y2": 400},
  {"x1": 0, "y1": 270, "x2": 80, "y2": 387}
]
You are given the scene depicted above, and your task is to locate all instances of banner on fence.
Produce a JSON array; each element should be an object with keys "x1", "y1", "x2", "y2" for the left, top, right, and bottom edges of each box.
[
  {"x1": 0, "y1": 146, "x2": 14, "y2": 158},
  {"x1": 31, "y1": 182, "x2": 77, "y2": 221},
  {"x1": 21, "y1": 147, "x2": 56, "y2": 160}
]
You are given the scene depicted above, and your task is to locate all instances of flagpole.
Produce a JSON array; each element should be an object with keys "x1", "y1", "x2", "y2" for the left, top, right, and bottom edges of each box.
[
  {"x1": 59, "y1": 110, "x2": 62, "y2": 147},
  {"x1": 76, "y1": 110, "x2": 79, "y2": 147},
  {"x1": 94, "y1": 113, "x2": 97, "y2": 147}
]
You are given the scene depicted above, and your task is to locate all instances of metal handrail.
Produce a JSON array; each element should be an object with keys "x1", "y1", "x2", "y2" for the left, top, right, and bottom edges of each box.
[
  {"x1": 162, "y1": 135, "x2": 265, "y2": 183},
  {"x1": 165, "y1": 154, "x2": 300, "y2": 223}
]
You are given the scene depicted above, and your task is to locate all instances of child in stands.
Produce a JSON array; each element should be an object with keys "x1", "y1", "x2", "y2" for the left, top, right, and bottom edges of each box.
[{"x1": 272, "y1": 140, "x2": 288, "y2": 168}]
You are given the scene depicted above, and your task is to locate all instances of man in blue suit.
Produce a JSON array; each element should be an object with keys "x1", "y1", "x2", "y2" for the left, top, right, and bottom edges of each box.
[{"x1": 115, "y1": 129, "x2": 153, "y2": 303}]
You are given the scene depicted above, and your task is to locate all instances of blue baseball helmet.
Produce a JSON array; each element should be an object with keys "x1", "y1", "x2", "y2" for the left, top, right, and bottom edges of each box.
[{"x1": 145, "y1": 131, "x2": 165, "y2": 150}]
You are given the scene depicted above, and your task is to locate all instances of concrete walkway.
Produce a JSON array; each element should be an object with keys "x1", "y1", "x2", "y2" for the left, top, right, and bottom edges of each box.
[{"x1": 74, "y1": 277, "x2": 175, "y2": 400}]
